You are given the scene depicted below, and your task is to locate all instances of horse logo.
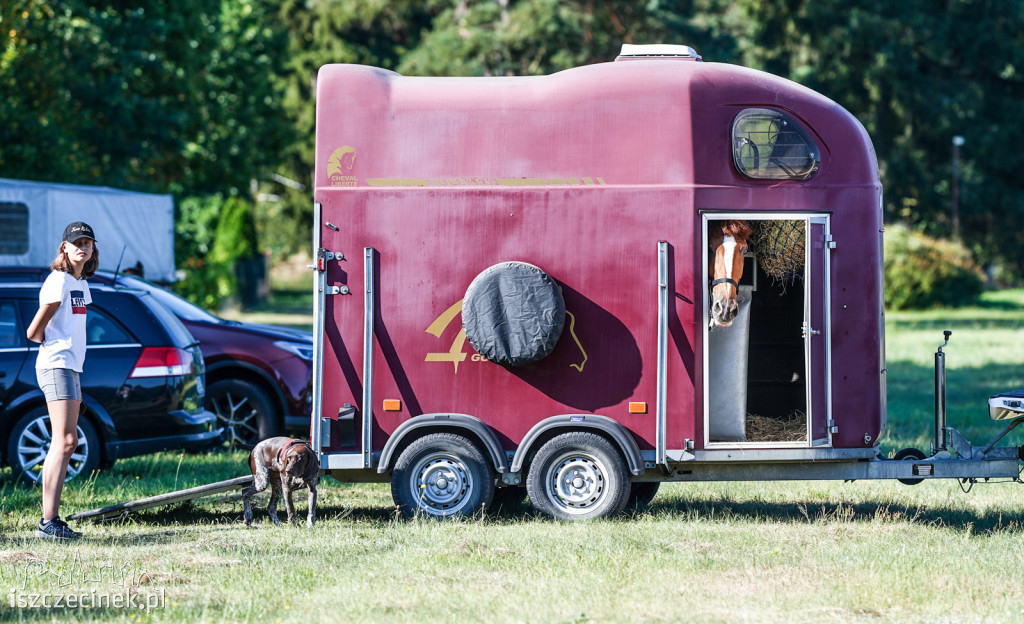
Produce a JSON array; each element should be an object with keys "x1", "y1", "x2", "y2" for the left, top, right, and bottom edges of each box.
[{"x1": 327, "y1": 146, "x2": 358, "y2": 187}]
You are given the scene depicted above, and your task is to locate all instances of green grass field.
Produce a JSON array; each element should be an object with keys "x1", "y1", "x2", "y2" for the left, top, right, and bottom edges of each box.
[{"x1": 2, "y1": 292, "x2": 1023, "y2": 623}]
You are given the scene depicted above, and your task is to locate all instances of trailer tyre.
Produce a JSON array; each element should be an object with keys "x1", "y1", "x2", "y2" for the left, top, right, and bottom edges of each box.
[
  {"x1": 462, "y1": 262, "x2": 565, "y2": 366},
  {"x1": 527, "y1": 432, "x2": 631, "y2": 521},
  {"x1": 892, "y1": 447, "x2": 928, "y2": 485},
  {"x1": 391, "y1": 433, "x2": 495, "y2": 518}
]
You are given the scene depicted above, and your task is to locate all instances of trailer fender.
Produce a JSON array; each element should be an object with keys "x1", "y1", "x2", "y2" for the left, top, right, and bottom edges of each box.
[
  {"x1": 376, "y1": 413, "x2": 507, "y2": 474},
  {"x1": 511, "y1": 414, "x2": 645, "y2": 476}
]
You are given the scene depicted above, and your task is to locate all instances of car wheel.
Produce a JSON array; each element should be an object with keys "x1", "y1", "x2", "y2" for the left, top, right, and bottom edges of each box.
[
  {"x1": 526, "y1": 432, "x2": 631, "y2": 521},
  {"x1": 6, "y1": 406, "x2": 100, "y2": 485},
  {"x1": 391, "y1": 433, "x2": 495, "y2": 518},
  {"x1": 206, "y1": 379, "x2": 277, "y2": 447}
]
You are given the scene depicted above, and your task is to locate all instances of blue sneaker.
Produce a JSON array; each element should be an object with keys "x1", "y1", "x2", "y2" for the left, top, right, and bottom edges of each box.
[{"x1": 36, "y1": 516, "x2": 82, "y2": 540}]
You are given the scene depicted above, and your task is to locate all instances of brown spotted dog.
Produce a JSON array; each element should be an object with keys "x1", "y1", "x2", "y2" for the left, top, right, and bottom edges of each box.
[{"x1": 238, "y1": 437, "x2": 320, "y2": 528}]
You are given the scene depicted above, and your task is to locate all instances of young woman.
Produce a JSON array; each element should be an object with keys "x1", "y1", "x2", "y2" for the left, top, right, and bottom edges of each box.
[{"x1": 26, "y1": 221, "x2": 99, "y2": 540}]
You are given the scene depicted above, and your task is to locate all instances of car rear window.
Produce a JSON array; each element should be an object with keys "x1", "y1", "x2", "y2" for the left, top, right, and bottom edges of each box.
[{"x1": 136, "y1": 292, "x2": 198, "y2": 348}]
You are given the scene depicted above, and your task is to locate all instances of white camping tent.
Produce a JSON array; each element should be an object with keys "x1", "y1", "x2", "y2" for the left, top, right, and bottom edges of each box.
[{"x1": 0, "y1": 178, "x2": 175, "y2": 282}]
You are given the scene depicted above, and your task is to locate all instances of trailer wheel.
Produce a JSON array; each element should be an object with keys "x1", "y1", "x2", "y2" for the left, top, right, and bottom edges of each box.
[
  {"x1": 526, "y1": 432, "x2": 631, "y2": 521},
  {"x1": 391, "y1": 433, "x2": 495, "y2": 518},
  {"x1": 627, "y1": 481, "x2": 661, "y2": 508},
  {"x1": 893, "y1": 447, "x2": 927, "y2": 485}
]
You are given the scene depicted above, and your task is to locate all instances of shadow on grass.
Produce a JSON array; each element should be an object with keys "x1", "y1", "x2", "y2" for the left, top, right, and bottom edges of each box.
[
  {"x1": 53, "y1": 490, "x2": 1024, "y2": 535},
  {"x1": 639, "y1": 494, "x2": 1024, "y2": 533}
]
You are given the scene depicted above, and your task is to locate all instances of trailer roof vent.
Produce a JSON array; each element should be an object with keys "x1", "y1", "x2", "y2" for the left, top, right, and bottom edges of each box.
[{"x1": 615, "y1": 44, "x2": 702, "y2": 62}]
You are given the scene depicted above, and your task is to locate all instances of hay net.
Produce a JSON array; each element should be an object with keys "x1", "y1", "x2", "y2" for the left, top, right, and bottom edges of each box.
[{"x1": 750, "y1": 220, "x2": 805, "y2": 281}]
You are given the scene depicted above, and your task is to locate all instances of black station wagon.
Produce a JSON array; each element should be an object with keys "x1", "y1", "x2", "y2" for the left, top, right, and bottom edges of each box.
[{"x1": 0, "y1": 283, "x2": 222, "y2": 483}]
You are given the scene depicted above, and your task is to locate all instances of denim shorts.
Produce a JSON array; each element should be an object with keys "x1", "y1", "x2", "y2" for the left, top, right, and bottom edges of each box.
[{"x1": 36, "y1": 368, "x2": 82, "y2": 402}]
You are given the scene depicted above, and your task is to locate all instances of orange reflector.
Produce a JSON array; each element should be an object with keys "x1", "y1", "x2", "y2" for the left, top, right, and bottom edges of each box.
[
  {"x1": 629, "y1": 402, "x2": 647, "y2": 414},
  {"x1": 383, "y1": 399, "x2": 401, "y2": 412}
]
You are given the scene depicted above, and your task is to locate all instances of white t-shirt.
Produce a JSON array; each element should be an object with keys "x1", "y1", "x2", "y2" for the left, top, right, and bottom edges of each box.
[{"x1": 36, "y1": 271, "x2": 92, "y2": 373}]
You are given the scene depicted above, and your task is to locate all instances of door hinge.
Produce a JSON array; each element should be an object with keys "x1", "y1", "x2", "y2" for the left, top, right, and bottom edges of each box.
[
  {"x1": 827, "y1": 419, "x2": 839, "y2": 434},
  {"x1": 826, "y1": 234, "x2": 837, "y2": 249}
]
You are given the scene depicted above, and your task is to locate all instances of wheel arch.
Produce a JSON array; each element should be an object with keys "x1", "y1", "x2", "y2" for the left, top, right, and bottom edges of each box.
[
  {"x1": 511, "y1": 414, "x2": 645, "y2": 476},
  {"x1": 376, "y1": 413, "x2": 507, "y2": 475}
]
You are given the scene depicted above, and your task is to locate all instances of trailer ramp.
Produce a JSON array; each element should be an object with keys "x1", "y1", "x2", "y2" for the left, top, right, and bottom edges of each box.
[{"x1": 67, "y1": 476, "x2": 254, "y2": 521}]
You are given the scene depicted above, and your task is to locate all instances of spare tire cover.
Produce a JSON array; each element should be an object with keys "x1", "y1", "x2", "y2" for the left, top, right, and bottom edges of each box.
[{"x1": 462, "y1": 262, "x2": 566, "y2": 367}]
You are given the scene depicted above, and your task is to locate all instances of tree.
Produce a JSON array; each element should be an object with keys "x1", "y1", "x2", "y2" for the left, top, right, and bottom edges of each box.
[
  {"x1": 730, "y1": 0, "x2": 1024, "y2": 277},
  {"x1": 0, "y1": 0, "x2": 289, "y2": 197}
]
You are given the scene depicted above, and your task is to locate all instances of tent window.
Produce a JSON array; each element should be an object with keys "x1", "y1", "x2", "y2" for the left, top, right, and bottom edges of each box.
[
  {"x1": 733, "y1": 108, "x2": 819, "y2": 180},
  {"x1": 0, "y1": 203, "x2": 29, "y2": 254}
]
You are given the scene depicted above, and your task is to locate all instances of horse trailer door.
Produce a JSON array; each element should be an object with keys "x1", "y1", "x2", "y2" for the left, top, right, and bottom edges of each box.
[
  {"x1": 806, "y1": 216, "x2": 832, "y2": 446},
  {"x1": 704, "y1": 214, "x2": 832, "y2": 450}
]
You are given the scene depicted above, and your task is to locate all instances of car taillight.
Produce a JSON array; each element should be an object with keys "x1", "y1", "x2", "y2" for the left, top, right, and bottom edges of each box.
[{"x1": 130, "y1": 347, "x2": 194, "y2": 378}]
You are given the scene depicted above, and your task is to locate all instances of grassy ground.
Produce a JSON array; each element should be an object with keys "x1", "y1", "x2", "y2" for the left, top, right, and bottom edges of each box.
[{"x1": 2, "y1": 291, "x2": 1023, "y2": 623}]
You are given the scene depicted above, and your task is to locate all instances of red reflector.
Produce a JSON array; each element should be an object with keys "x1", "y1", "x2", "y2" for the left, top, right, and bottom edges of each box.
[
  {"x1": 318, "y1": 257, "x2": 325, "y2": 271},
  {"x1": 130, "y1": 347, "x2": 194, "y2": 378}
]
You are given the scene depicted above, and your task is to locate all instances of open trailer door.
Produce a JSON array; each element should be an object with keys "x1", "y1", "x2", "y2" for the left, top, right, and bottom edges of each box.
[
  {"x1": 705, "y1": 214, "x2": 833, "y2": 450},
  {"x1": 806, "y1": 215, "x2": 832, "y2": 447}
]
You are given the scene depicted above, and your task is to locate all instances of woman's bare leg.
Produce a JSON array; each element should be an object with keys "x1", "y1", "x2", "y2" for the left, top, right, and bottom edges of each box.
[{"x1": 41, "y1": 400, "x2": 80, "y2": 521}]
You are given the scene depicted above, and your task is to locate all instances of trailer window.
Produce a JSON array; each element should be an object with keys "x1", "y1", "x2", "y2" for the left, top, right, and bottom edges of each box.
[
  {"x1": 0, "y1": 203, "x2": 29, "y2": 255},
  {"x1": 732, "y1": 109, "x2": 819, "y2": 180}
]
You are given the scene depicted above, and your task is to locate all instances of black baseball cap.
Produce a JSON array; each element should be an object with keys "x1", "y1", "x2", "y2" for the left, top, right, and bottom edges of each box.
[{"x1": 62, "y1": 221, "x2": 97, "y2": 243}]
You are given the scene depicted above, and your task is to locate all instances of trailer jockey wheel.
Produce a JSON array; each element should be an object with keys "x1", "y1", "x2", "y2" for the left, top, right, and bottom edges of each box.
[
  {"x1": 462, "y1": 262, "x2": 566, "y2": 367},
  {"x1": 391, "y1": 433, "x2": 495, "y2": 518},
  {"x1": 893, "y1": 447, "x2": 927, "y2": 486},
  {"x1": 526, "y1": 432, "x2": 631, "y2": 521}
]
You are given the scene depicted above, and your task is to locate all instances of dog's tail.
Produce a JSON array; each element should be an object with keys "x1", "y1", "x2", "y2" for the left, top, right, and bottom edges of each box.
[{"x1": 234, "y1": 441, "x2": 257, "y2": 452}]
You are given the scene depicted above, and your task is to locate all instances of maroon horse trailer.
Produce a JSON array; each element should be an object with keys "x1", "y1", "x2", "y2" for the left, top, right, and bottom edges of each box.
[{"x1": 309, "y1": 44, "x2": 1024, "y2": 520}]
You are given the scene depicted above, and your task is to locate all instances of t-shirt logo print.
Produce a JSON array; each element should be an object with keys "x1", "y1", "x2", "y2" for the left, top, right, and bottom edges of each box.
[{"x1": 70, "y1": 290, "x2": 87, "y2": 314}]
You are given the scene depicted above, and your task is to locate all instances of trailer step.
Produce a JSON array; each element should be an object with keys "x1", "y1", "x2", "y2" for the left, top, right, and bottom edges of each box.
[{"x1": 67, "y1": 476, "x2": 254, "y2": 521}]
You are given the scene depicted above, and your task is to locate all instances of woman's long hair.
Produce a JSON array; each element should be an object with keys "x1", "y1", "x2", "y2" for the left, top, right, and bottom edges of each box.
[{"x1": 49, "y1": 241, "x2": 99, "y2": 278}]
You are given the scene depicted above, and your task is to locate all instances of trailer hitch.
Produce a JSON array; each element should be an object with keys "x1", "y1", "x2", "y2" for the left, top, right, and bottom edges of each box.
[{"x1": 945, "y1": 418, "x2": 1024, "y2": 461}]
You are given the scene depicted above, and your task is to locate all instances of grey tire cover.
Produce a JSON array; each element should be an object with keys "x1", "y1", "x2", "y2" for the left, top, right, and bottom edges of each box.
[{"x1": 462, "y1": 262, "x2": 566, "y2": 367}]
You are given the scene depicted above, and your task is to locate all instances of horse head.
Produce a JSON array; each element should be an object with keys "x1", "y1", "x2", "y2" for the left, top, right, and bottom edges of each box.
[{"x1": 709, "y1": 220, "x2": 752, "y2": 327}]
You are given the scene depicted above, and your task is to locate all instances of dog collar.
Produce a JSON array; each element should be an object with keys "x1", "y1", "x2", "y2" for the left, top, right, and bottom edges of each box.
[{"x1": 277, "y1": 439, "x2": 312, "y2": 466}]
